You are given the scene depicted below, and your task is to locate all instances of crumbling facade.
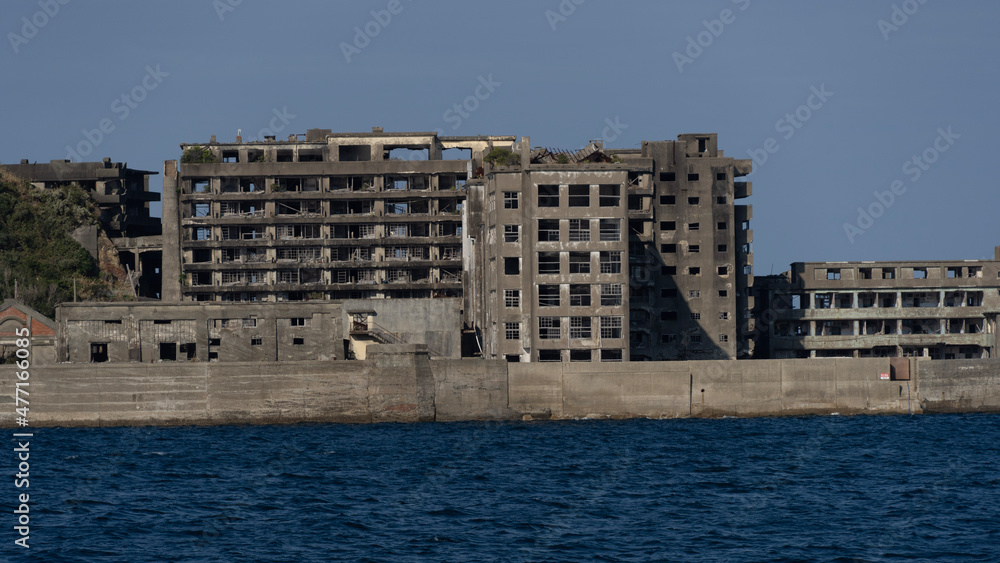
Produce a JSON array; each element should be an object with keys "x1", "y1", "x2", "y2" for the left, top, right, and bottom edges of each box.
[
  {"x1": 162, "y1": 129, "x2": 514, "y2": 304},
  {"x1": 3, "y1": 158, "x2": 160, "y2": 238},
  {"x1": 467, "y1": 134, "x2": 754, "y2": 362},
  {"x1": 754, "y1": 250, "x2": 1000, "y2": 359}
]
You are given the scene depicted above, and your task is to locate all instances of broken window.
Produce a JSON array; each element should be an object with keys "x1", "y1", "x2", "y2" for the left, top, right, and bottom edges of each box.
[
  {"x1": 564, "y1": 220, "x2": 589, "y2": 242},
  {"x1": 688, "y1": 222, "x2": 700, "y2": 231},
  {"x1": 661, "y1": 221, "x2": 676, "y2": 231},
  {"x1": 504, "y1": 258, "x2": 519, "y2": 275},
  {"x1": 860, "y1": 268, "x2": 873, "y2": 280},
  {"x1": 503, "y1": 192, "x2": 519, "y2": 209},
  {"x1": 600, "y1": 349, "x2": 623, "y2": 362},
  {"x1": 688, "y1": 197, "x2": 700, "y2": 205},
  {"x1": 504, "y1": 225, "x2": 519, "y2": 243},
  {"x1": 570, "y1": 284, "x2": 591, "y2": 306},
  {"x1": 594, "y1": 252, "x2": 619, "y2": 274},
  {"x1": 599, "y1": 185, "x2": 620, "y2": 207},
  {"x1": 568, "y1": 185, "x2": 590, "y2": 207},
  {"x1": 538, "y1": 219, "x2": 560, "y2": 242},
  {"x1": 689, "y1": 245, "x2": 700, "y2": 253},
  {"x1": 570, "y1": 349, "x2": 591, "y2": 362},
  {"x1": 538, "y1": 252, "x2": 560, "y2": 274},
  {"x1": 339, "y1": 145, "x2": 370, "y2": 161},
  {"x1": 599, "y1": 219, "x2": 621, "y2": 241},
  {"x1": 600, "y1": 284, "x2": 622, "y2": 306},
  {"x1": 539, "y1": 317, "x2": 561, "y2": 339},
  {"x1": 659, "y1": 172, "x2": 676, "y2": 182},
  {"x1": 570, "y1": 317, "x2": 591, "y2": 339},
  {"x1": 828, "y1": 269, "x2": 841, "y2": 280},
  {"x1": 538, "y1": 185, "x2": 560, "y2": 207},
  {"x1": 913, "y1": 268, "x2": 927, "y2": 279},
  {"x1": 689, "y1": 267, "x2": 701, "y2": 276},
  {"x1": 882, "y1": 268, "x2": 895, "y2": 279},
  {"x1": 569, "y1": 252, "x2": 591, "y2": 274},
  {"x1": 688, "y1": 173, "x2": 700, "y2": 182},
  {"x1": 538, "y1": 285, "x2": 560, "y2": 307},
  {"x1": 660, "y1": 195, "x2": 675, "y2": 205},
  {"x1": 159, "y1": 342, "x2": 177, "y2": 361},
  {"x1": 90, "y1": 343, "x2": 109, "y2": 363}
]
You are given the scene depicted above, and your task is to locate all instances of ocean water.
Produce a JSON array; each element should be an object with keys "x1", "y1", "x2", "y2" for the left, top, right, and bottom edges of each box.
[{"x1": 7, "y1": 414, "x2": 1000, "y2": 562}]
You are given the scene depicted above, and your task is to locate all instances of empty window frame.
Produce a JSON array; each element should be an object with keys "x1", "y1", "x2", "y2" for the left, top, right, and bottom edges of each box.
[
  {"x1": 568, "y1": 185, "x2": 590, "y2": 207},
  {"x1": 538, "y1": 185, "x2": 560, "y2": 207},
  {"x1": 504, "y1": 225, "x2": 519, "y2": 243},
  {"x1": 538, "y1": 219, "x2": 560, "y2": 242},
  {"x1": 504, "y1": 257, "x2": 520, "y2": 275},
  {"x1": 660, "y1": 195, "x2": 676, "y2": 205},
  {"x1": 538, "y1": 285, "x2": 561, "y2": 307},
  {"x1": 599, "y1": 219, "x2": 621, "y2": 241},
  {"x1": 538, "y1": 252, "x2": 560, "y2": 274},
  {"x1": 659, "y1": 172, "x2": 676, "y2": 182},
  {"x1": 504, "y1": 289, "x2": 520, "y2": 307},
  {"x1": 599, "y1": 185, "x2": 620, "y2": 207},
  {"x1": 570, "y1": 284, "x2": 591, "y2": 306},
  {"x1": 569, "y1": 252, "x2": 591, "y2": 274},
  {"x1": 828, "y1": 269, "x2": 841, "y2": 280}
]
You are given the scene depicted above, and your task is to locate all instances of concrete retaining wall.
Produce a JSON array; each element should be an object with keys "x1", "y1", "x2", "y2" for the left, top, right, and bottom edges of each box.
[{"x1": 2, "y1": 355, "x2": 998, "y2": 428}]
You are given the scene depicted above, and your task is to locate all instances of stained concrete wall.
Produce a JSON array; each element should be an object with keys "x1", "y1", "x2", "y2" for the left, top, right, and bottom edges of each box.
[
  {"x1": 917, "y1": 359, "x2": 1000, "y2": 413},
  {"x1": 2, "y1": 357, "x2": 999, "y2": 428}
]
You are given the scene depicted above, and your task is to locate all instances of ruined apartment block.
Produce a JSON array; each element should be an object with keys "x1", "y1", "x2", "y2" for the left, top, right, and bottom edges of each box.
[
  {"x1": 754, "y1": 249, "x2": 1000, "y2": 359},
  {"x1": 3, "y1": 158, "x2": 163, "y2": 298},
  {"x1": 162, "y1": 129, "x2": 513, "y2": 304},
  {"x1": 467, "y1": 134, "x2": 753, "y2": 362}
]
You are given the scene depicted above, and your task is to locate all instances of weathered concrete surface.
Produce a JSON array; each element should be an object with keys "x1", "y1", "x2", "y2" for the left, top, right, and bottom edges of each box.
[
  {"x1": 433, "y1": 359, "x2": 512, "y2": 421},
  {"x1": 918, "y1": 359, "x2": 1000, "y2": 413},
  {"x1": 3, "y1": 357, "x2": 999, "y2": 428}
]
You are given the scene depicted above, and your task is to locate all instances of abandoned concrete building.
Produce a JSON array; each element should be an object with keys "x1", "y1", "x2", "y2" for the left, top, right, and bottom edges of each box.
[
  {"x1": 753, "y1": 249, "x2": 1000, "y2": 360},
  {"x1": 55, "y1": 298, "x2": 461, "y2": 363},
  {"x1": 161, "y1": 129, "x2": 496, "y2": 304},
  {"x1": 2, "y1": 158, "x2": 163, "y2": 298},
  {"x1": 3, "y1": 158, "x2": 161, "y2": 238},
  {"x1": 158, "y1": 130, "x2": 753, "y2": 363},
  {"x1": 466, "y1": 134, "x2": 754, "y2": 362},
  {"x1": 15, "y1": 127, "x2": 997, "y2": 366}
]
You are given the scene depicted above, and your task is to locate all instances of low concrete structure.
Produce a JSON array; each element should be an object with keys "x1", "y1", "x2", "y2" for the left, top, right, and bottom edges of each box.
[
  {"x1": 6, "y1": 349, "x2": 997, "y2": 428},
  {"x1": 754, "y1": 251, "x2": 1000, "y2": 360}
]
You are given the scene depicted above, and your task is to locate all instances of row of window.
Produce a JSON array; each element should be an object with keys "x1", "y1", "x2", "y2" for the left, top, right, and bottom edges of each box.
[
  {"x1": 534, "y1": 284, "x2": 623, "y2": 307},
  {"x1": 659, "y1": 221, "x2": 727, "y2": 231},
  {"x1": 502, "y1": 186, "x2": 623, "y2": 210},
  {"x1": 502, "y1": 251, "x2": 623, "y2": 276},
  {"x1": 658, "y1": 195, "x2": 728, "y2": 205},
  {"x1": 504, "y1": 316, "x2": 624, "y2": 340},
  {"x1": 658, "y1": 311, "x2": 730, "y2": 321},
  {"x1": 527, "y1": 219, "x2": 622, "y2": 243},
  {"x1": 530, "y1": 349, "x2": 624, "y2": 362},
  {"x1": 657, "y1": 172, "x2": 728, "y2": 182},
  {"x1": 651, "y1": 333, "x2": 728, "y2": 344},
  {"x1": 660, "y1": 243, "x2": 730, "y2": 254}
]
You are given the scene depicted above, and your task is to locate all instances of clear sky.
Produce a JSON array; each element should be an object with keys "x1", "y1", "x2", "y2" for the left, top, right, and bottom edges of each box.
[{"x1": 3, "y1": 0, "x2": 997, "y2": 271}]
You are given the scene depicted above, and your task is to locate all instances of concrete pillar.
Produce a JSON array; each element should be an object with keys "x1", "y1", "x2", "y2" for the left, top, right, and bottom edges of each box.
[
  {"x1": 939, "y1": 289, "x2": 945, "y2": 307},
  {"x1": 161, "y1": 160, "x2": 182, "y2": 301}
]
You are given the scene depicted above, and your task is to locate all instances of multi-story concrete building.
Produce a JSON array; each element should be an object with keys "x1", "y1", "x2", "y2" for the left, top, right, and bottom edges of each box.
[
  {"x1": 754, "y1": 249, "x2": 1000, "y2": 359},
  {"x1": 162, "y1": 129, "x2": 513, "y2": 304},
  {"x1": 162, "y1": 129, "x2": 753, "y2": 363},
  {"x1": 467, "y1": 133, "x2": 754, "y2": 362}
]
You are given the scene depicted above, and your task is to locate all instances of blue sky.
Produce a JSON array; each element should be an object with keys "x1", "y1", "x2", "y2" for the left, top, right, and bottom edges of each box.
[{"x1": 3, "y1": 0, "x2": 997, "y2": 271}]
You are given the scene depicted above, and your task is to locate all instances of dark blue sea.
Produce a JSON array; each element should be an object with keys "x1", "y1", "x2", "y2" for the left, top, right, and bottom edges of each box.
[{"x1": 6, "y1": 414, "x2": 1000, "y2": 562}]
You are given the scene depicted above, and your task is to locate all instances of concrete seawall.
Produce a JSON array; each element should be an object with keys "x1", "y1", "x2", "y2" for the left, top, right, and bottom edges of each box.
[{"x1": 2, "y1": 350, "x2": 998, "y2": 428}]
